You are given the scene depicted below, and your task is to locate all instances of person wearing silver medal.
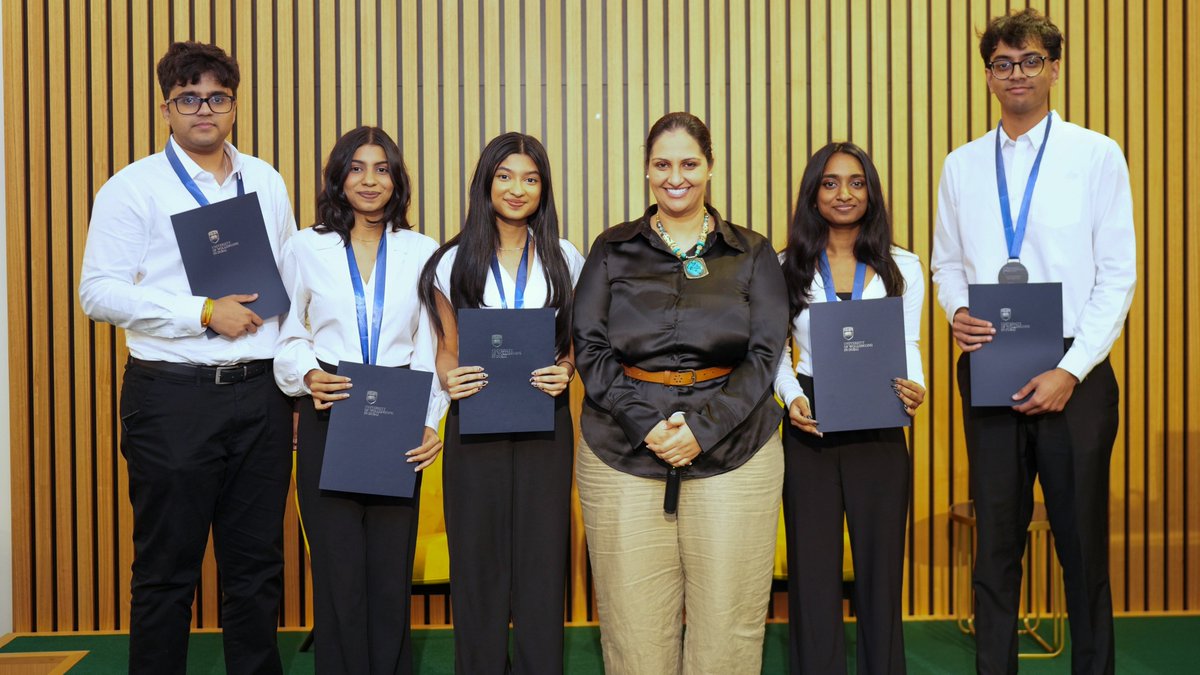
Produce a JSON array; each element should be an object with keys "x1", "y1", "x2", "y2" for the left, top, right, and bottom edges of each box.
[
  {"x1": 274, "y1": 126, "x2": 447, "y2": 674},
  {"x1": 572, "y1": 112, "x2": 789, "y2": 673},
  {"x1": 776, "y1": 142, "x2": 926, "y2": 674},
  {"x1": 931, "y1": 9, "x2": 1136, "y2": 674}
]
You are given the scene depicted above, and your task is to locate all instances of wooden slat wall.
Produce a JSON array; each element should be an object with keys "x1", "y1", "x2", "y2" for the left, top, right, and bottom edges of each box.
[{"x1": 4, "y1": 0, "x2": 1197, "y2": 631}]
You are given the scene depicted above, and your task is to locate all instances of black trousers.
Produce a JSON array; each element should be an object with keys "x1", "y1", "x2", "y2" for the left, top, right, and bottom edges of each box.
[
  {"x1": 296, "y1": 396, "x2": 423, "y2": 675},
  {"x1": 119, "y1": 360, "x2": 293, "y2": 675},
  {"x1": 783, "y1": 375, "x2": 910, "y2": 675},
  {"x1": 442, "y1": 394, "x2": 573, "y2": 675},
  {"x1": 958, "y1": 352, "x2": 1119, "y2": 675}
]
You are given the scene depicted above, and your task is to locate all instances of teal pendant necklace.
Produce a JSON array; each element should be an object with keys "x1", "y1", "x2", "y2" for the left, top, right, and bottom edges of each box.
[{"x1": 655, "y1": 212, "x2": 710, "y2": 279}]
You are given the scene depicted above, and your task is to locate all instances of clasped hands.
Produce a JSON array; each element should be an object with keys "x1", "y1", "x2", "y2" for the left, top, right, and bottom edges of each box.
[
  {"x1": 953, "y1": 307, "x2": 1077, "y2": 414},
  {"x1": 644, "y1": 411, "x2": 700, "y2": 468},
  {"x1": 302, "y1": 368, "x2": 442, "y2": 471}
]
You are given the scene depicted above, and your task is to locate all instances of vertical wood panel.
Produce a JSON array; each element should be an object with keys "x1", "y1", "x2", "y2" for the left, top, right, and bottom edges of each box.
[{"x1": 3, "y1": 0, "x2": 1197, "y2": 631}]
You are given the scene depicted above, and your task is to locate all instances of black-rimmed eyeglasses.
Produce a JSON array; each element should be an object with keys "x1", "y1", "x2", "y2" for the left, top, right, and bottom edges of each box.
[
  {"x1": 986, "y1": 55, "x2": 1052, "y2": 80},
  {"x1": 167, "y1": 94, "x2": 237, "y2": 115}
]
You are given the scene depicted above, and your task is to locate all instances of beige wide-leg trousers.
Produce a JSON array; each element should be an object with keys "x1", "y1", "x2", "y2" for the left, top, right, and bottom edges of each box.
[{"x1": 576, "y1": 433, "x2": 784, "y2": 675}]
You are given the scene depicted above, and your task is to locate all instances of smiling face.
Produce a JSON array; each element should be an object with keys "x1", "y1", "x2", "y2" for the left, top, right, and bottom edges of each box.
[
  {"x1": 647, "y1": 128, "x2": 711, "y2": 220},
  {"x1": 159, "y1": 71, "x2": 236, "y2": 155},
  {"x1": 815, "y1": 152, "x2": 869, "y2": 227},
  {"x1": 985, "y1": 39, "x2": 1059, "y2": 119},
  {"x1": 490, "y1": 152, "x2": 542, "y2": 227},
  {"x1": 343, "y1": 144, "x2": 394, "y2": 221}
]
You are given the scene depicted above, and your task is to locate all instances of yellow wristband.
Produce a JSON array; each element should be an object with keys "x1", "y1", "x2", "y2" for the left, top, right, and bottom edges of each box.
[{"x1": 200, "y1": 298, "x2": 215, "y2": 327}]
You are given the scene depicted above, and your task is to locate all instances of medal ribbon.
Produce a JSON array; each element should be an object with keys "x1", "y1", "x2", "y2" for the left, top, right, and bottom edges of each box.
[
  {"x1": 346, "y1": 235, "x2": 388, "y2": 364},
  {"x1": 994, "y1": 113, "x2": 1052, "y2": 261},
  {"x1": 490, "y1": 235, "x2": 531, "y2": 309},
  {"x1": 818, "y1": 251, "x2": 866, "y2": 302},
  {"x1": 165, "y1": 138, "x2": 243, "y2": 206}
]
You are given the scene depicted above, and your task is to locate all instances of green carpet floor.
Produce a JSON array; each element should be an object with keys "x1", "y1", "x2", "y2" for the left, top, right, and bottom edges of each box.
[{"x1": 2, "y1": 617, "x2": 1195, "y2": 673}]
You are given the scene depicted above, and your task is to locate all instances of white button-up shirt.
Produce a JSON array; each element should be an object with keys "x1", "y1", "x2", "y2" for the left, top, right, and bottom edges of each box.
[
  {"x1": 273, "y1": 226, "x2": 449, "y2": 430},
  {"x1": 931, "y1": 111, "x2": 1137, "y2": 380},
  {"x1": 775, "y1": 247, "x2": 926, "y2": 407},
  {"x1": 432, "y1": 237, "x2": 586, "y2": 310},
  {"x1": 79, "y1": 135, "x2": 296, "y2": 365}
]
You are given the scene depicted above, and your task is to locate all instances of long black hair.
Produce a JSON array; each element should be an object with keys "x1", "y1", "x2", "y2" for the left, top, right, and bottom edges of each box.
[
  {"x1": 419, "y1": 132, "x2": 575, "y2": 357},
  {"x1": 781, "y1": 142, "x2": 904, "y2": 322},
  {"x1": 313, "y1": 126, "x2": 412, "y2": 244}
]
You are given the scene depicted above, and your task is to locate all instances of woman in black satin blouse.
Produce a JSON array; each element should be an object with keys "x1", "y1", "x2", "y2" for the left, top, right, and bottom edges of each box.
[{"x1": 572, "y1": 111, "x2": 789, "y2": 674}]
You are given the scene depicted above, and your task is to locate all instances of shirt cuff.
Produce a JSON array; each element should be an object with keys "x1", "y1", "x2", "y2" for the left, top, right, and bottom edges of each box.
[
  {"x1": 181, "y1": 295, "x2": 210, "y2": 335},
  {"x1": 610, "y1": 392, "x2": 666, "y2": 450},
  {"x1": 1056, "y1": 346, "x2": 1091, "y2": 382}
]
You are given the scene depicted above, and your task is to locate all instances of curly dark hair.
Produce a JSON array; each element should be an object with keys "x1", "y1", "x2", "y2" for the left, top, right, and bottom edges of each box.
[
  {"x1": 979, "y1": 8, "x2": 1063, "y2": 65},
  {"x1": 314, "y1": 126, "x2": 413, "y2": 245},
  {"x1": 156, "y1": 41, "x2": 240, "y2": 98}
]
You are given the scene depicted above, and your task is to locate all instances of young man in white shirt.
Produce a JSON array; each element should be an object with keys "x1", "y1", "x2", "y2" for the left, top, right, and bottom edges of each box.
[
  {"x1": 79, "y1": 42, "x2": 296, "y2": 674},
  {"x1": 931, "y1": 9, "x2": 1135, "y2": 674}
]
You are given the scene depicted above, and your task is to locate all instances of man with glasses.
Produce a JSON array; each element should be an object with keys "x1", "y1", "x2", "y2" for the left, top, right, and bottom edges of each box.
[
  {"x1": 80, "y1": 41, "x2": 295, "y2": 674},
  {"x1": 932, "y1": 9, "x2": 1135, "y2": 674}
]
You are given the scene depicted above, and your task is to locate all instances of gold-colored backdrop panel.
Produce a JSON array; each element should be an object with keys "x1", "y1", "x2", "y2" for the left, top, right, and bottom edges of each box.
[{"x1": 4, "y1": 0, "x2": 1198, "y2": 631}]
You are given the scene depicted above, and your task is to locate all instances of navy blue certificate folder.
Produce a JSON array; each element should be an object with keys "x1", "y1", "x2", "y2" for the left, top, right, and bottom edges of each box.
[
  {"x1": 171, "y1": 192, "x2": 290, "y2": 321},
  {"x1": 319, "y1": 361, "x2": 433, "y2": 498},
  {"x1": 809, "y1": 297, "x2": 911, "y2": 433},
  {"x1": 457, "y1": 307, "x2": 555, "y2": 435},
  {"x1": 967, "y1": 282, "x2": 1064, "y2": 407}
]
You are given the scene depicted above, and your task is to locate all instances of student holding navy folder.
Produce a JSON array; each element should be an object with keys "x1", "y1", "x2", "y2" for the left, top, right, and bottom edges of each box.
[
  {"x1": 930, "y1": 9, "x2": 1136, "y2": 674},
  {"x1": 775, "y1": 142, "x2": 925, "y2": 674},
  {"x1": 417, "y1": 132, "x2": 584, "y2": 674},
  {"x1": 79, "y1": 42, "x2": 296, "y2": 674},
  {"x1": 273, "y1": 127, "x2": 448, "y2": 675}
]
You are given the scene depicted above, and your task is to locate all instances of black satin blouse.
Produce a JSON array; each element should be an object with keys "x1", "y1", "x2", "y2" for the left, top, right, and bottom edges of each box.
[{"x1": 572, "y1": 205, "x2": 788, "y2": 479}]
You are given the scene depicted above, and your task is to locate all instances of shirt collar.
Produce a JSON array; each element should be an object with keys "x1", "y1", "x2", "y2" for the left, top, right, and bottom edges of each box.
[
  {"x1": 1000, "y1": 110, "x2": 1056, "y2": 150},
  {"x1": 167, "y1": 135, "x2": 243, "y2": 179},
  {"x1": 613, "y1": 204, "x2": 746, "y2": 253}
]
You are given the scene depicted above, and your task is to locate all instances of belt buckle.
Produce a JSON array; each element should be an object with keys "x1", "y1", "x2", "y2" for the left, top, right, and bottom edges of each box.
[
  {"x1": 214, "y1": 365, "x2": 243, "y2": 385},
  {"x1": 673, "y1": 369, "x2": 697, "y2": 386}
]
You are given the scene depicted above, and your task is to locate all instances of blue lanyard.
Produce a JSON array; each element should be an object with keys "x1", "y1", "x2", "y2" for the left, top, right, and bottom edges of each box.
[
  {"x1": 994, "y1": 113, "x2": 1052, "y2": 260},
  {"x1": 818, "y1": 251, "x2": 866, "y2": 302},
  {"x1": 165, "y1": 139, "x2": 244, "y2": 206},
  {"x1": 489, "y1": 235, "x2": 531, "y2": 309},
  {"x1": 346, "y1": 235, "x2": 388, "y2": 364}
]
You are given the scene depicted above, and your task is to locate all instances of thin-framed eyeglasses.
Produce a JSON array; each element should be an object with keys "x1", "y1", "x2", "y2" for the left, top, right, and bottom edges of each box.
[
  {"x1": 167, "y1": 94, "x2": 237, "y2": 115},
  {"x1": 986, "y1": 55, "x2": 1052, "y2": 80}
]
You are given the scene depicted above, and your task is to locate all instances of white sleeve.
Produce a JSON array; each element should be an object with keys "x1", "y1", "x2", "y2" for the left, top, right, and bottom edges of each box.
[
  {"x1": 78, "y1": 176, "x2": 207, "y2": 336},
  {"x1": 563, "y1": 239, "x2": 587, "y2": 286},
  {"x1": 415, "y1": 241, "x2": 450, "y2": 428},
  {"x1": 773, "y1": 334, "x2": 807, "y2": 408},
  {"x1": 930, "y1": 157, "x2": 969, "y2": 323},
  {"x1": 1056, "y1": 140, "x2": 1137, "y2": 380},
  {"x1": 272, "y1": 236, "x2": 320, "y2": 397},
  {"x1": 901, "y1": 256, "x2": 927, "y2": 388}
]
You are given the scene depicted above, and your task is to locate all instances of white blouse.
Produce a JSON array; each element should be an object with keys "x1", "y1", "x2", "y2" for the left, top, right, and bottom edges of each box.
[
  {"x1": 774, "y1": 246, "x2": 926, "y2": 407},
  {"x1": 273, "y1": 226, "x2": 449, "y2": 429},
  {"x1": 432, "y1": 236, "x2": 586, "y2": 311}
]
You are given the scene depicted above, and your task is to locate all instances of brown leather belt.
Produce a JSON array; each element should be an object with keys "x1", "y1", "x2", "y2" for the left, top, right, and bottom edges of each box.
[{"x1": 621, "y1": 364, "x2": 732, "y2": 387}]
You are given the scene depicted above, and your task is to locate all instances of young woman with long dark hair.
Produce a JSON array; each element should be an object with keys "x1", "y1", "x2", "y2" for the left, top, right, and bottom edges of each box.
[
  {"x1": 417, "y1": 132, "x2": 584, "y2": 674},
  {"x1": 775, "y1": 142, "x2": 926, "y2": 674},
  {"x1": 274, "y1": 126, "x2": 447, "y2": 674}
]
